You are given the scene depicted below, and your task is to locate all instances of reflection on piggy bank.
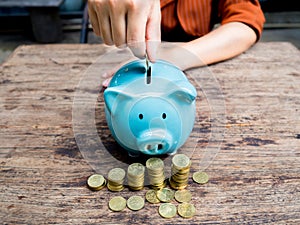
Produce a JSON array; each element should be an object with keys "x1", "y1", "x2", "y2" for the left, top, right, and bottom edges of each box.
[{"x1": 104, "y1": 60, "x2": 197, "y2": 156}]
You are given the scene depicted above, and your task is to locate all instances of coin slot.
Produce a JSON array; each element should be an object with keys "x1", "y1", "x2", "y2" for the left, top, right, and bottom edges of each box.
[{"x1": 146, "y1": 66, "x2": 152, "y2": 84}]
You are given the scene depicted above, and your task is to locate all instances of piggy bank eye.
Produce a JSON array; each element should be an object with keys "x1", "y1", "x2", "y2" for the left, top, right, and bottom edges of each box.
[
  {"x1": 162, "y1": 113, "x2": 167, "y2": 119},
  {"x1": 139, "y1": 114, "x2": 144, "y2": 120}
]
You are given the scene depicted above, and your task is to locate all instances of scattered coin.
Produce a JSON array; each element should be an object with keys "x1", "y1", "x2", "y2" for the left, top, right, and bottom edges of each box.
[
  {"x1": 145, "y1": 190, "x2": 160, "y2": 204},
  {"x1": 177, "y1": 202, "x2": 196, "y2": 218},
  {"x1": 192, "y1": 171, "x2": 209, "y2": 184},
  {"x1": 158, "y1": 203, "x2": 177, "y2": 219},
  {"x1": 108, "y1": 196, "x2": 127, "y2": 212},
  {"x1": 127, "y1": 195, "x2": 145, "y2": 211},
  {"x1": 87, "y1": 174, "x2": 106, "y2": 191},
  {"x1": 174, "y1": 189, "x2": 192, "y2": 203},
  {"x1": 156, "y1": 188, "x2": 175, "y2": 203}
]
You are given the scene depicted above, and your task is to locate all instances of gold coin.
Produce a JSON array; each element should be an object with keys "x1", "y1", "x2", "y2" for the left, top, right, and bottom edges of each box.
[
  {"x1": 87, "y1": 174, "x2": 106, "y2": 191},
  {"x1": 177, "y1": 202, "x2": 196, "y2": 218},
  {"x1": 128, "y1": 186, "x2": 144, "y2": 191},
  {"x1": 145, "y1": 190, "x2": 160, "y2": 204},
  {"x1": 158, "y1": 203, "x2": 177, "y2": 219},
  {"x1": 156, "y1": 188, "x2": 175, "y2": 203},
  {"x1": 192, "y1": 171, "x2": 209, "y2": 184},
  {"x1": 107, "y1": 183, "x2": 124, "y2": 192},
  {"x1": 172, "y1": 154, "x2": 190, "y2": 169},
  {"x1": 146, "y1": 158, "x2": 164, "y2": 170},
  {"x1": 127, "y1": 195, "x2": 145, "y2": 211},
  {"x1": 174, "y1": 189, "x2": 192, "y2": 203},
  {"x1": 108, "y1": 196, "x2": 127, "y2": 212},
  {"x1": 169, "y1": 179, "x2": 188, "y2": 190},
  {"x1": 108, "y1": 168, "x2": 126, "y2": 182},
  {"x1": 151, "y1": 179, "x2": 167, "y2": 190},
  {"x1": 127, "y1": 163, "x2": 145, "y2": 176}
]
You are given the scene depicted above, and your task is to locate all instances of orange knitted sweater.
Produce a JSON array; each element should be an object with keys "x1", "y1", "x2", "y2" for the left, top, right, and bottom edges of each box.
[{"x1": 160, "y1": 0, "x2": 265, "y2": 41}]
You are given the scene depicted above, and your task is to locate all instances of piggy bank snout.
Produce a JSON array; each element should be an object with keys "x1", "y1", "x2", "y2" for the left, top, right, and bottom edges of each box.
[{"x1": 137, "y1": 129, "x2": 173, "y2": 155}]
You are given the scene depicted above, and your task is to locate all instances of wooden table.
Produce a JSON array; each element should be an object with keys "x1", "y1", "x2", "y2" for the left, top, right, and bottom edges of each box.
[{"x1": 0, "y1": 42, "x2": 299, "y2": 224}]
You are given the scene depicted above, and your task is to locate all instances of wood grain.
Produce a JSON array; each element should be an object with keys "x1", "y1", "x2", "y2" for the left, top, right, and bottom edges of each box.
[{"x1": 0, "y1": 42, "x2": 299, "y2": 224}]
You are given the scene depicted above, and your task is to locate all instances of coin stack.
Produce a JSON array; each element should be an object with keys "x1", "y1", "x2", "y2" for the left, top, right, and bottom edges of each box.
[
  {"x1": 127, "y1": 163, "x2": 145, "y2": 191},
  {"x1": 107, "y1": 168, "x2": 126, "y2": 192},
  {"x1": 146, "y1": 157, "x2": 166, "y2": 190},
  {"x1": 169, "y1": 154, "x2": 191, "y2": 190}
]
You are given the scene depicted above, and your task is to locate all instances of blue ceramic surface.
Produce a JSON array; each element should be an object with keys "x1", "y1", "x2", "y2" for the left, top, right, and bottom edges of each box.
[{"x1": 104, "y1": 60, "x2": 197, "y2": 156}]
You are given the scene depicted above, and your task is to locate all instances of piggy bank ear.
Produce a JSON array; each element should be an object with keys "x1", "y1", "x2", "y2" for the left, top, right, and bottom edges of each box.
[
  {"x1": 168, "y1": 80, "x2": 197, "y2": 104},
  {"x1": 104, "y1": 87, "x2": 134, "y2": 114}
]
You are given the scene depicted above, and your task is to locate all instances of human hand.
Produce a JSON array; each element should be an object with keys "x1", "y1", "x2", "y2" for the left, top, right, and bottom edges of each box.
[
  {"x1": 101, "y1": 58, "x2": 136, "y2": 87},
  {"x1": 102, "y1": 43, "x2": 202, "y2": 88},
  {"x1": 88, "y1": 0, "x2": 161, "y2": 61}
]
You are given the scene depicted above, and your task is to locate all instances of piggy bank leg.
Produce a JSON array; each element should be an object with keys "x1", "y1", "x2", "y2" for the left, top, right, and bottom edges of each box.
[
  {"x1": 128, "y1": 151, "x2": 140, "y2": 158},
  {"x1": 167, "y1": 150, "x2": 178, "y2": 156}
]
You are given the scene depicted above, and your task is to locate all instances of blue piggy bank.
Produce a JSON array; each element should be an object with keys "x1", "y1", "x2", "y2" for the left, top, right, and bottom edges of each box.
[{"x1": 104, "y1": 60, "x2": 197, "y2": 156}]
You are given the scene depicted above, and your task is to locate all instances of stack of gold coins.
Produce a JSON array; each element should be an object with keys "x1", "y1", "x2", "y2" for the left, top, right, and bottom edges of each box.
[
  {"x1": 169, "y1": 154, "x2": 191, "y2": 190},
  {"x1": 127, "y1": 163, "x2": 145, "y2": 191},
  {"x1": 107, "y1": 168, "x2": 126, "y2": 192},
  {"x1": 146, "y1": 158, "x2": 166, "y2": 190}
]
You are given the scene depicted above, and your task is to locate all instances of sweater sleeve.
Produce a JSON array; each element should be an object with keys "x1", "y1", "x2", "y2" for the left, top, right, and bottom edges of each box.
[{"x1": 218, "y1": 0, "x2": 265, "y2": 41}]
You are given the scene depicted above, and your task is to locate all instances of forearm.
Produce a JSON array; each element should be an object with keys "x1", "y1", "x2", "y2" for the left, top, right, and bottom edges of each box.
[{"x1": 161, "y1": 22, "x2": 257, "y2": 70}]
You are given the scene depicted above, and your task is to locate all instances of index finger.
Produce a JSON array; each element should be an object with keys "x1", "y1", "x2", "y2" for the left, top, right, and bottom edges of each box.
[
  {"x1": 145, "y1": 0, "x2": 161, "y2": 62},
  {"x1": 126, "y1": 7, "x2": 148, "y2": 58}
]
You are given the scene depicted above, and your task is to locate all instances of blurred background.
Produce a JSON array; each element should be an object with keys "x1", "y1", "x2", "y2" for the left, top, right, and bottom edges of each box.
[{"x1": 0, "y1": 0, "x2": 299, "y2": 64}]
